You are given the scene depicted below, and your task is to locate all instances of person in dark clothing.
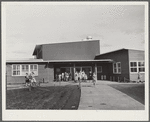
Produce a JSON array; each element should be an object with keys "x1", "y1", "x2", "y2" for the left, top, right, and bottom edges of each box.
[
  {"x1": 25, "y1": 73, "x2": 30, "y2": 86},
  {"x1": 89, "y1": 71, "x2": 92, "y2": 82}
]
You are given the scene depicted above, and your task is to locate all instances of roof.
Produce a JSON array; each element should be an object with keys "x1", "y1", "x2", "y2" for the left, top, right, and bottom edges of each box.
[
  {"x1": 6, "y1": 59, "x2": 45, "y2": 63},
  {"x1": 96, "y1": 48, "x2": 144, "y2": 56},
  {"x1": 6, "y1": 59, "x2": 113, "y2": 63},
  {"x1": 33, "y1": 45, "x2": 42, "y2": 55},
  {"x1": 46, "y1": 59, "x2": 113, "y2": 63}
]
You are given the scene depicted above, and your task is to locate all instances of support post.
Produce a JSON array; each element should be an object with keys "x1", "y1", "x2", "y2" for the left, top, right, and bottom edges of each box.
[
  {"x1": 95, "y1": 63, "x2": 97, "y2": 81},
  {"x1": 124, "y1": 77, "x2": 125, "y2": 82},
  {"x1": 73, "y1": 63, "x2": 75, "y2": 81}
]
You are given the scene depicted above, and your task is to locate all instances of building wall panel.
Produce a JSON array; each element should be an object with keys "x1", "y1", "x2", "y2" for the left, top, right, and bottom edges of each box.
[
  {"x1": 6, "y1": 63, "x2": 54, "y2": 84},
  {"x1": 129, "y1": 50, "x2": 145, "y2": 81},
  {"x1": 43, "y1": 40, "x2": 100, "y2": 60},
  {"x1": 130, "y1": 73, "x2": 145, "y2": 82},
  {"x1": 95, "y1": 49, "x2": 130, "y2": 81},
  {"x1": 128, "y1": 50, "x2": 144, "y2": 61}
]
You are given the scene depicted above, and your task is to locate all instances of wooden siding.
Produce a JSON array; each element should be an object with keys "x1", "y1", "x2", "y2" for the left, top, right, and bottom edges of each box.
[
  {"x1": 130, "y1": 73, "x2": 145, "y2": 82},
  {"x1": 6, "y1": 63, "x2": 54, "y2": 84},
  {"x1": 42, "y1": 40, "x2": 100, "y2": 60},
  {"x1": 128, "y1": 50, "x2": 144, "y2": 61},
  {"x1": 128, "y1": 50, "x2": 145, "y2": 81},
  {"x1": 95, "y1": 49, "x2": 130, "y2": 81}
]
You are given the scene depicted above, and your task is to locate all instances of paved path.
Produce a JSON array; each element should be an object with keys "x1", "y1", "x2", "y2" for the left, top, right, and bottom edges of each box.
[{"x1": 78, "y1": 81, "x2": 144, "y2": 110}]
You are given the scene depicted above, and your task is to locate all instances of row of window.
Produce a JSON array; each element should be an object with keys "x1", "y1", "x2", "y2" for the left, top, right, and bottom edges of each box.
[
  {"x1": 130, "y1": 61, "x2": 145, "y2": 73},
  {"x1": 11, "y1": 61, "x2": 145, "y2": 76},
  {"x1": 12, "y1": 64, "x2": 38, "y2": 76},
  {"x1": 113, "y1": 61, "x2": 145, "y2": 74}
]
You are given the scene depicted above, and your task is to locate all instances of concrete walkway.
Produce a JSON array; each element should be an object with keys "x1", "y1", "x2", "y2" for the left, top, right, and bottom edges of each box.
[{"x1": 78, "y1": 81, "x2": 144, "y2": 110}]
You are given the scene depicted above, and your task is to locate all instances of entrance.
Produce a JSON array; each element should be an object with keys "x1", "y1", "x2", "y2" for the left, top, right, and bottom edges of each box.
[
  {"x1": 75, "y1": 66, "x2": 92, "y2": 79},
  {"x1": 54, "y1": 66, "x2": 92, "y2": 80}
]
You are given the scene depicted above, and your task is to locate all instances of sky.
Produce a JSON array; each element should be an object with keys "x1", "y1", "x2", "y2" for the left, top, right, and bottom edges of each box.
[{"x1": 3, "y1": 2, "x2": 146, "y2": 60}]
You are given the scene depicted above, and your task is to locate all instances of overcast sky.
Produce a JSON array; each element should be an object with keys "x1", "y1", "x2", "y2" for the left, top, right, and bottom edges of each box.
[{"x1": 3, "y1": 2, "x2": 146, "y2": 60}]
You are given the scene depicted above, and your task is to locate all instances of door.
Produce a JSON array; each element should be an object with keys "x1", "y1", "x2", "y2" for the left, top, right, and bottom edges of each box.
[{"x1": 97, "y1": 66, "x2": 102, "y2": 80}]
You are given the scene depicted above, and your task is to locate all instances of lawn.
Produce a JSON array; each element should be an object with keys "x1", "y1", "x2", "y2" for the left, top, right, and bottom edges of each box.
[
  {"x1": 6, "y1": 85, "x2": 81, "y2": 109},
  {"x1": 108, "y1": 83, "x2": 145, "y2": 104}
]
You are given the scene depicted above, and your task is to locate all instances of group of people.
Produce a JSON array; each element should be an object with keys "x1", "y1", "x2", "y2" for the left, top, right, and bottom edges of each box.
[
  {"x1": 74, "y1": 70, "x2": 96, "y2": 83},
  {"x1": 25, "y1": 72, "x2": 37, "y2": 86},
  {"x1": 74, "y1": 70, "x2": 88, "y2": 82},
  {"x1": 56, "y1": 72, "x2": 72, "y2": 82}
]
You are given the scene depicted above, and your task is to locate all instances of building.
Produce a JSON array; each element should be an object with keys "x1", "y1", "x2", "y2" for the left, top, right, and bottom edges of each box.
[
  {"x1": 95, "y1": 49, "x2": 145, "y2": 82},
  {"x1": 6, "y1": 39, "x2": 145, "y2": 84}
]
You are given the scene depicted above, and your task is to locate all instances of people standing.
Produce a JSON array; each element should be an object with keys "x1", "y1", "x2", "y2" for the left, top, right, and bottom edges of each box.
[
  {"x1": 61, "y1": 72, "x2": 64, "y2": 81},
  {"x1": 78, "y1": 71, "x2": 82, "y2": 82},
  {"x1": 137, "y1": 71, "x2": 141, "y2": 83},
  {"x1": 92, "y1": 72, "x2": 97, "y2": 86},
  {"x1": 66, "y1": 72, "x2": 69, "y2": 81},
  {"x1": 25, "y1": 73, "x2": 30, "y2": 86},
  {"x1": 74, "y1": 71, "x2": 78, "y2": 82},
  {"x1": 84, "y1": 73, "x2": 87, "y2": 82},
  {"x1": 29, "y1": 72, "x2": 37, "y2": 86},
  {"x1": 58, "y1": 73, "x2": 62, "y2": 81},
  {"x1": 89, "y1": 70, "x2": 92, "y2": 82}
]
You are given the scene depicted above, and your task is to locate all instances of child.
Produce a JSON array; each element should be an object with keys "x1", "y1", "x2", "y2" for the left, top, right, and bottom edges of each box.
[
  {"x1": 30, "y1": 72, "x2": 37, "y2": 86},
  {"x1": 25, "y1": 73, "x2": 30, "y2": 86},
  {"x1": 92, "y1": 72, "x2": 97, "y2": 86}
]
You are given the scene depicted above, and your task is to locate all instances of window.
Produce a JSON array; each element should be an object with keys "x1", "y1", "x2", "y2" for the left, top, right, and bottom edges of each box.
[
  {"x1": 138, "y1": 62, "x2": 145, "y2": 72},
  {"x1": 113, "y1": 62, "x2": 121, "y2": 74},
  {"x1": 97, "y1": 66, "x2": 102, "y2": 73},
  {"x1": 130, "y1": 62, "x2": 137, "y2": 72},
  {"x1": 30, "y1": 64, "x2": 38, "y2": 75},
  {"x1": 12, "y1": 65, "x2": 21, "y2": 76},
  {"x1": 12, "y1": 64, "x2": 38, "y2": 76},
  {"x1": 130, "y1": 61, "x2": 145, "y2": 73},
  {"x1": 22, "y1": 65, "x2": 29, "y2": 76}
]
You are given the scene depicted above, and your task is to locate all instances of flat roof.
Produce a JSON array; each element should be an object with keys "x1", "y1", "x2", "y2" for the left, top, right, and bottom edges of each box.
[
  {"x1": 6, "y1": 59, "x2": 113, "y2": 63},
  {"x1": 95, "y1": 48, "x2": 144, "y2": 56}
]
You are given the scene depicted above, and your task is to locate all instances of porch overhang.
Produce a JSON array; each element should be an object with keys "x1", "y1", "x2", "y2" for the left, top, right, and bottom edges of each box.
[
  {"x1": 47, "y1": 59, "x2": 113, "y2": 63},
  {"x1": 6, "y1": 59, "x2": 113, "y2": 64}
]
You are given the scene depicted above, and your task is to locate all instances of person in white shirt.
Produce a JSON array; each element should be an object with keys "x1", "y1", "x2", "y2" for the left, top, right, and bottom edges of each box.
[
  {"x1": 74, "y1": 71, "x2": 78, "y2": 82},
  {"x1": 61, "y1": 73, "x2": 64, "y2": 81}
]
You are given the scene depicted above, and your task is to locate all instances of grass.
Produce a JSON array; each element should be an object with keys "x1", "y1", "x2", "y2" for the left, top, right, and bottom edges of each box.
[
  {"x1": 108, "y1": 83, "x2": 145, "y2": 104},
  {"x1": 6, "y1": 85, "x2": 81, "y2": 109}
]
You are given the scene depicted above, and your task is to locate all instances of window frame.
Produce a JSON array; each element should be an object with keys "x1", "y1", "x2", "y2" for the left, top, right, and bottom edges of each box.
[
  {"x1": 97, "y1": 66, "x2": 102, "y2": 73},
  {"x1": 113, "y1": 62, "x2": 121, "y2": 74},
  {"x1": 12, "y1": 65, "x2": 21, "y2": 76},
  {"x1": 130, "y1": 61, "x2": 145, "y2": 73},
  {"x1": 12, "y1": 64, "x2": 38, "y2": 76}
]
